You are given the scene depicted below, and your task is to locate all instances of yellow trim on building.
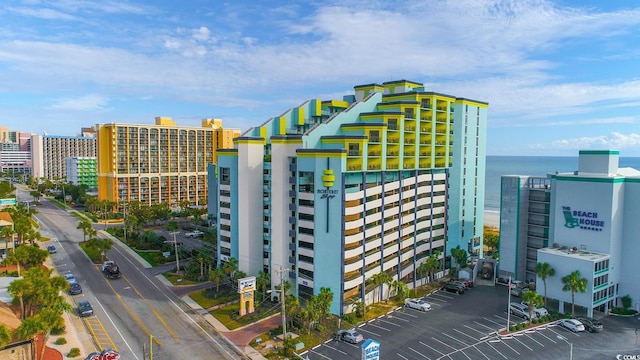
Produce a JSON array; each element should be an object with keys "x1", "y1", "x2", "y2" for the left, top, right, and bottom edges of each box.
[
  {"x1": 322, "y1": 100, "x2": 349, "y2": 108},
  {"x1": 296, "y1": 107, "x2": 305, "y2": 125},
  {"x1": 297, "y1": 152, "x2": 346, "y2": 159},
  {"x1": 455, "y1": 99, "x2": 489, "y2": 108},
  {"x1": 272, "y1": 138, "x2": 304, "y2": 144},
  {"x1": 235, "y1": 138, "x2": 265, "y2": 145}
]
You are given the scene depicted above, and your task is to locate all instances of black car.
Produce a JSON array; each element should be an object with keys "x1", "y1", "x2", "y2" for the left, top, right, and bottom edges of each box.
[
  {"x1": 77, "y1": 301, "x2": 94, "y2": 317},
  {"x1": 444, "y1": 283, "x2": 465, "y2": 294},
  {"x1": 47, "y1": 245, "x2": 57, "y2": 254},
  {"x1": 576, "y1": 316, "x2": 603, "y2": 332},
  {"x1": 69, "y1": 282, "x2": 82, "y2": 295}
]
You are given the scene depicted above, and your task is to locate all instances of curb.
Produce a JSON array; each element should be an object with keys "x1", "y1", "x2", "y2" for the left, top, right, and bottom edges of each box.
[
  {"x1": 97, "y1": 230, "x2": 153, "y2": 268},
  {"x1": 497, "y1": 320, "x2": 559, "y2": 338}
]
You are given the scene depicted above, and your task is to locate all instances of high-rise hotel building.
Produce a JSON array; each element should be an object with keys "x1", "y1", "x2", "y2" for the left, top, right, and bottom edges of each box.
[
  {"x1": 97, "y1": 117, "x2": 240, "y2": 207},
  {"x1": 31, "y1": 133, "x2": 97, "y2": 181},
  {"x1": 210, "y1": 80, "x2": 487, "y2": 315}
]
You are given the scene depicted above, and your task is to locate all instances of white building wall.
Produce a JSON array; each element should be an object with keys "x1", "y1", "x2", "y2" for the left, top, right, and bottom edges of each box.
[
  {"x1": 620, "y1": 181, "x2": 640, "y2": 311},
  {"x1": 236, "y1": 141, "x2": 264, "y2": 277},
  {"x1": 270, "y1": 141, "x2": 302, "y2": 289},
  {"x1": 537, "y1": 249, "x2": 595, "y2": 313}
]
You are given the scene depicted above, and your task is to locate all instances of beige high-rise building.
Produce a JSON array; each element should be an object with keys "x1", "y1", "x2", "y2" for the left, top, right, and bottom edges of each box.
[
  {"x1": 97, "y1": 117, "x2": 240, "y2": 208},
  {"x1": 31, "y1": 134, "x2": 97, "y2": 181}
]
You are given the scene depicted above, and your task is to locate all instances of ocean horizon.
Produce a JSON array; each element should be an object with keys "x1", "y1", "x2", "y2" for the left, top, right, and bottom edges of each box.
[{"x1": 484, "y1": 155, "x2": 640, "y2": 213}]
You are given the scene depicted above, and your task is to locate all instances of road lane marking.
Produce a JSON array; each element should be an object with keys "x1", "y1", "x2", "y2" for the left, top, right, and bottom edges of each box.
[
  {"x1": 93, "y1": 298, "x2": 139, "y2": 360},
  {"x1": 420, "y1": 341, "x2": 445, "y2": 355},
  {"x1": 100, "y1": 275, "x2": 162, "y2": 345},
  {"x1": 409, "y1": 346, "x2": 431, "y2": 359},
  {"x1": 119, "y1": 273, "x2": 181, "y2": 343}
]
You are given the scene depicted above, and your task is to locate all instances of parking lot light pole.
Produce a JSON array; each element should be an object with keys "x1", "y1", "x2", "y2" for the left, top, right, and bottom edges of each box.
[
  {"x1": 557, "y1": 335, "x2": 573, "y2": 360},
  {"x1": 507, "y1": 276, "x2": 512, "y2": 331}
]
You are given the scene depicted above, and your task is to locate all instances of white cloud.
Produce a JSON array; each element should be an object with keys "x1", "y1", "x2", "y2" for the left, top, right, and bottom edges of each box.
[
  {"x1": 49, "y1": 94, "x2": 109, "y2": 111},
  {"x1": 531, "y1": 132, "x2": 640, "y2": 150},
  {"x1": 192, "y1": 27, "x2": 211, "y2": 41},
  {"x1": 7, "y1": 6, "x2": 76, "y2": 20}
]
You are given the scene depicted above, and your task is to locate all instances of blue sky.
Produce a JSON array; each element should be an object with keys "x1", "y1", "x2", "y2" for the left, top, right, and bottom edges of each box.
[{"x1": 1, "y1": 0, "x2": 640, "y2": 156}]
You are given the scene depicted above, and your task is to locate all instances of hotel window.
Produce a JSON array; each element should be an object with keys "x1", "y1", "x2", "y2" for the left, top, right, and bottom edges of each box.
[
  {"x1": 405, "y1": 108, "x2": 415, "y2": 119},
  {"x1": 348, "y1": 143, "x2": 360, "y2": 156},
  {"x1": 388, "y1": 119, "x2": 398, "y2": 130},
  {"x1": 369, "y1": 130, "x2": 380, "y2": 143},
  {"x1": 220, "y1": 168, "x2": 230, "y2": 185}
]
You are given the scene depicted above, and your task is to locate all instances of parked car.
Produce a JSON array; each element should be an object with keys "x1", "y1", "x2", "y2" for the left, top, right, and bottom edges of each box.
[
  {"x1": 521, "y1": 301, "x2": 549, "y2": 317},
  {"x1": 47, "y1": 245, "x2": 57, "y2": 254},
  {"x1": 559, "y1": 318, "x2": 586, "y2": 332},
  {"x1": 510, "y1": 286, "x2": 530, "y2": 297},
  {"x1": 64, "y1": 273, "x2": 77, "y2": 283},
  {"x1": 575, "y1": 316, "x2": 603, "y2": 332},
  {"x1": 509, "y1": 302, "x2": 531, "y2": 320},
  {"x1": 450, "y1": 280, "x2": 469, "y2": 289},
  {"x1": 77, "y1": 301, "x2": 94, "y2": 317},
  {"x1": 335, "y1": 329, "x2": 364, "y2": 344},
  {"x1": 185, "y1": 230, "x2": 204, "y2": 238},
  {"x1": 68, "y1": 282, "x2": 82, "y2": 295},
  {"x1": 444, "y1": 283, "x2": 465, "y2": 294},
  {"x1": 456, "y1": 278, "x2": 474, "y2": 287},
  {"x1": 404, "y1": 298, "x2": 432, "y2": 311}
]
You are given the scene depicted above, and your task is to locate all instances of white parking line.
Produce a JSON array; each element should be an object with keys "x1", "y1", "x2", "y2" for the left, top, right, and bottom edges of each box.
[
  {"x1": 323, "y1": 344, "x2": 347, "y2": 355},
  {"x1": 464, "y1": 324, "x2": 488, "y2": 335},
  {"x1": 511, "y1": 335, "x2": 534, "y2": 351},
  {"x1": 536, "y1": 330, "x2": 557, "y2": 344},
  {"x1": 524, "y1": 332, "x2": 545, "y2": 347},
  {"x1": 497, "y1": 338, "x2": 521, "y2": 355},
  {"x1": 485, "y1": 317, "x2": 507, "y2": 326},
  {"x1": 485, "y1": 340, "x2": 509, "y2": 359},
  {"x1": 472, "y1": 344, "x2": 492, "y2": 360},
  {"x1": 442, "y1": 332, "x2": 470, "y2": 345},
  {"x1": 474, "y1": 321, "x2": 496, "y2": 331},
  {"x1": 430, "y1": 291, "x2": 454, "y2": 300},
  {"x1": 420, "y1": 341, "x2": 445, "y2": 356},
  {"x1": 409, "y1": 347, "x2": 431, "y2": 359},
  {"x1": 396, "y1": 310, "x2": 419, "y2": 318},
  {"x1": 311, "y1": 350, "x2": 332, "y2": 359},
  {"x1": 377, "y1": 318, "x2": 403, "y2": 327},
  {"x1": 453, "y1": 328, "x2": 480, "y2": 342},
  {"x1": 396, "y1": 353, "x2": 409, "y2": 360},
  {"x1": 357, "y1": 327, "x2": 381, "y2": 338},
  {"x1": 432, "y1": 337, "x2": 457, "y2": 351},
  {"x1": 366, "y1": 322, "x2": 392, "y2": 332}
]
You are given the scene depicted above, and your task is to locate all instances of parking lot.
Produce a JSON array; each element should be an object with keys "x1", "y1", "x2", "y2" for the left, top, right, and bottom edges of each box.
[{"x1": 302, "y1": 285, "x2": 640, "y2": 360}]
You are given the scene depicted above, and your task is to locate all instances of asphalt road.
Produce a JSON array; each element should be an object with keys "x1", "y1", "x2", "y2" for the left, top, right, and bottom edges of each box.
[
  {"x1": 18, "y1": 187, "x2": 241, "y2": 360},
  {"x1": 303, "y1": 285, "x2": 640, "y2": 360}
]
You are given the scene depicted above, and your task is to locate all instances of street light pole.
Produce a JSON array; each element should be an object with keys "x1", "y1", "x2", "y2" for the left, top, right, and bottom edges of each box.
[
  {"x1": 169, "y1": 231, "x2": 181, "y2": 273},
  {"x1": 557, "y1": 335, "x2": 573, "y2": 360},
  {"x1": 507, "y1": 276, "x2": 512, "y2": 331}
]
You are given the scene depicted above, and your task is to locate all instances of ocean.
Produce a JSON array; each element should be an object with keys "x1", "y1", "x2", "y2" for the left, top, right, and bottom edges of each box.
[{"x1": 484, "y1": 156, "x2": 640, "y2": 212}]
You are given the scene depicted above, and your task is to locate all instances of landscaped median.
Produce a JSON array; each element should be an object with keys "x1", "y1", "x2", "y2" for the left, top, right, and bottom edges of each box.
[{"x1": 498, "y1": 311, "x2": 564, "y2": 336}]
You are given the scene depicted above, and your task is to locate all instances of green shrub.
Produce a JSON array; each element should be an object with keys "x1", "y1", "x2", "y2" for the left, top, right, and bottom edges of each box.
[
  {"x1": 532, "y1": 318, "x2": 538, "y2": 324},
  {"x1": 342, "y1": 313, "x2": 356, "y2": 324},
  {"x1": 67, "y1": 348, "x2": 81, "y2": 357},
  {"x1": 54, "y1": 337, "x2": 67, "y2": 345},
  {"x1": 509, "y1": 325, "x2": 516, "y2": 332},
  {"x1": 51, "y1": 326, "x2": 66, "y2": 335}
]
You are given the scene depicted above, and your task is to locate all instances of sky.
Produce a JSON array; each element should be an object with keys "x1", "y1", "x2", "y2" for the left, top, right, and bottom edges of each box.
[{"x1": 1, "y1": 0, "x2": 640, "y2": 156}]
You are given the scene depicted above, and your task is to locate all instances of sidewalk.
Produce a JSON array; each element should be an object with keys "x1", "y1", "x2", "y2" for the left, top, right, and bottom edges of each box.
[{"x1": 179, "y1": 290, "x2": 274, "y2": 360}]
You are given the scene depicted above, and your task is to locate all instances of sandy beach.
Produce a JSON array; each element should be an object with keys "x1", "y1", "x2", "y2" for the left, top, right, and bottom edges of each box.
[{"x1": 484, "y1": 211, "x2": 500, "y2": 229}]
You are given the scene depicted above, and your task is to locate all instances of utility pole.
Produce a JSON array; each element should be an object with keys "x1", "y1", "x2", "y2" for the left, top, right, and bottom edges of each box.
[
  {"x1": 278, "y1": 266, "x2": 290, "y2": 341},
  {"x1": 170, "y1": 231, "x2": 181, "y2": 273}
]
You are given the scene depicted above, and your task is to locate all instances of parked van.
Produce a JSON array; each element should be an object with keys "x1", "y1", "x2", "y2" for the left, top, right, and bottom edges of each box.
[{"x1": 509, "y1": 302, "x2": 531, "y2": 319}]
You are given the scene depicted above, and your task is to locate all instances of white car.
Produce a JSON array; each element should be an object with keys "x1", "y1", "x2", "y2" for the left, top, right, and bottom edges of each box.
[
  {"x1": 64, "y1": 273, "x2": 77, "y2": 283},
  {"x1": 405, "y1": 298, "x2": 432, "y2": 312},
  {"x1": 559, "y1": 318, "x2": 586, "y2": 332},
  {"x1": 521, "y1": 301, "x2": 549, "y2": 317},
  {"x1": 335, "y1": 329, "x2": 364, "y2": 344}
]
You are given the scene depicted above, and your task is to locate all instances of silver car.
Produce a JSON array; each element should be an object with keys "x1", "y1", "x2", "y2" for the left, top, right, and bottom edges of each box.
[
  {"x1": 405, "y1": 298, "x2": 432, "y2": 312},
  {"x1": 336, "y1": 329, "x2": 364, "y2": 344}
]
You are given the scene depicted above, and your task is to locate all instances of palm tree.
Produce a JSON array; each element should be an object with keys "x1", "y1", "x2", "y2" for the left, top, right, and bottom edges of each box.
[
  {"x1": 77, "y1": 219, "x2": 93, "y2": 241},
  {"x1": 370, "y1": 272, "x2": 388, "y2": 303},
  {"x1": 535, "y1": 262, "x2": 555, "y2": 307},
  {"x1": 317, "y1": 287, "x2": 334, "y2": 324},
  {"x1": 257, "y1": 270, "x2": 271, "y2": 300},
  {"x1": 416, "y1": 261, "x2": 429, "y2": 286},
  {"x1": 0, "y1": 226, "x2": 15, "y2": 255},
  {"x1": 521, "y1": 290, "x2": 544, "y2": 323},
  {"x1": 451, "y1": 245, "x2": 468, "y2": 277},
  {"x1": 222, "y1": 257, "x2": 238, "y2": 281},
  {"x1": 425, "y1": 250, "x2": 441, "y2": 284},
  {"x1": 0, "y1": 323, "x2": 11, "y2": 350},
  {"x1": 8, "y1": 278, "x2": 29, "y2": 319},
  {"x1": 562, "y1": 270, "x2": 588, "y2": 316},
  {"x1": 208, "y1": 267, "x2": 225, "y2": 294}
]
